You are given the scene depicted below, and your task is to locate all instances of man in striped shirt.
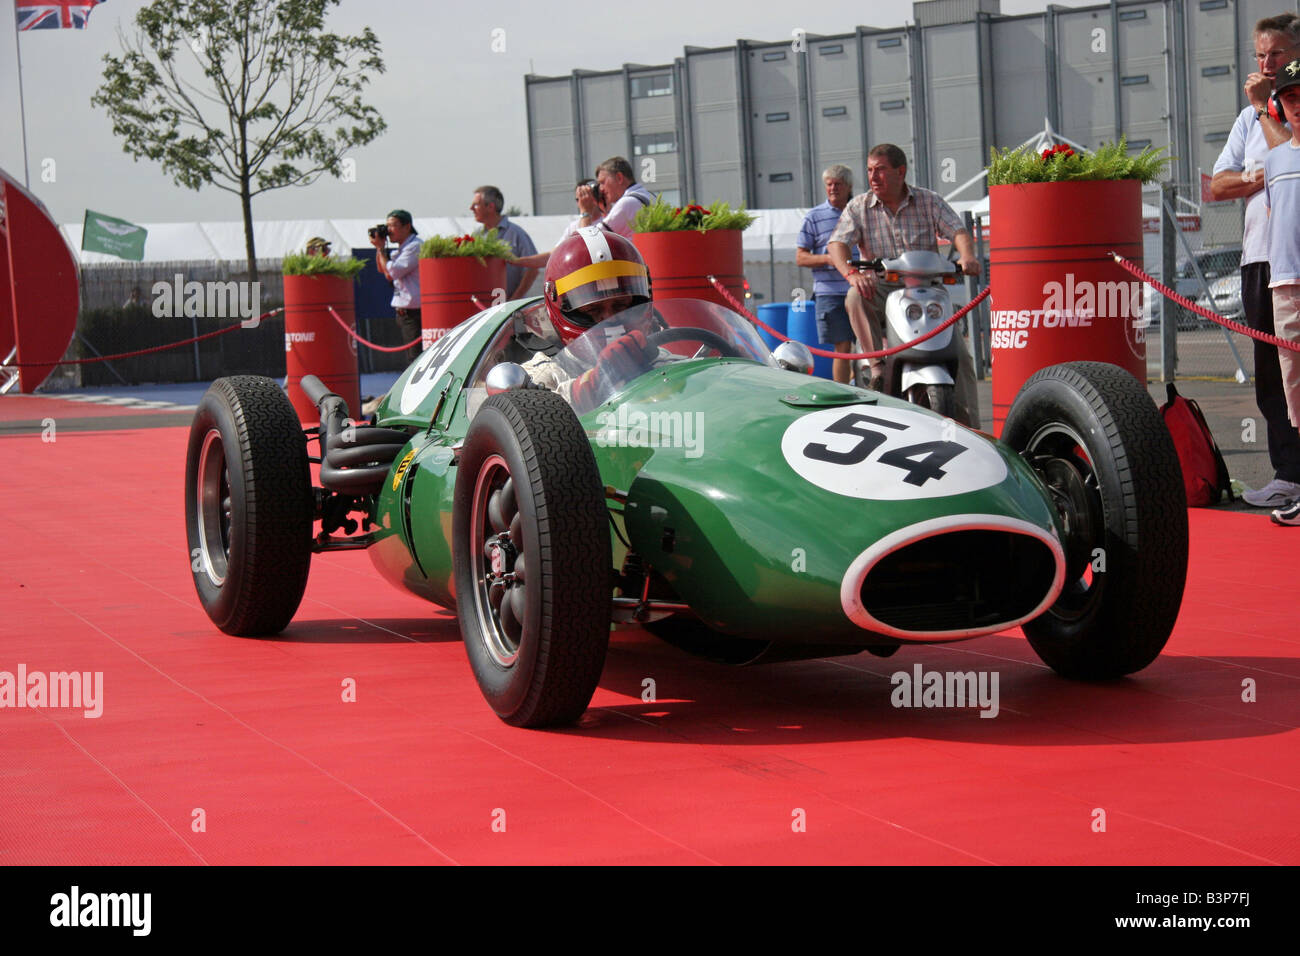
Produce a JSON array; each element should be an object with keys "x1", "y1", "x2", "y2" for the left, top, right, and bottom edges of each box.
[
  {"x1": 796, "y1": 164, "x2": 855, "y2": 383},
  {"x1": 827, "y1": 144, "x2": 981, "y2": 427}
]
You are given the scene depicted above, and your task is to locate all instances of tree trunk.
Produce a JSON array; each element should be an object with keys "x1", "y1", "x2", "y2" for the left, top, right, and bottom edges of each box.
[{"x1": 241, "y1": 176, "x2": 257, "y2": 286}]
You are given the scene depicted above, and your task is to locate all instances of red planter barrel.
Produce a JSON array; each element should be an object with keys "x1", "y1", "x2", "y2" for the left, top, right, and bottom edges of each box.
[
  {"x1": 988, "y1": 180, "x2": 1147, "y2": 435},
  {"x1": 283, "y1": 273, "x2": 359, "y2": 425},
  {"x1": 632, "y1": 229, "x2": 747, "y2": 312},
  {"x1": 418, "y1": 256, "x2": 506, "y2": 349}
]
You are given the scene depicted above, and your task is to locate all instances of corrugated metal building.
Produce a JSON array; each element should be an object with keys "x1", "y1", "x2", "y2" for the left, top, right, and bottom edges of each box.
[{"x1": 525, "y1": 0, "x2": 1293, "y2": 213}]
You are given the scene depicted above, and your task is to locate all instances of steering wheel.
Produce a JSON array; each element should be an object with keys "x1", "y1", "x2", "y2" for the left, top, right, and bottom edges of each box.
[{"x1": 647, "y1": 326, "x2": 744, "y2": 358}]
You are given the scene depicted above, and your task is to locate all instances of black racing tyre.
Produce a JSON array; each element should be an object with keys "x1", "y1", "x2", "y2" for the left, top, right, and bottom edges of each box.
[
  {"x1": 185, "y1": 376, "x2": 313, "y2": 636},
  {"x1": 452, "y1": 389, "x2": 611, "y2": 727},
  {"x1": 1003, "y1": 361, "x2": 1188, "y2": 678},
  {"x1": 905, "y1": 382, "x2": 955, "y2": 418}
]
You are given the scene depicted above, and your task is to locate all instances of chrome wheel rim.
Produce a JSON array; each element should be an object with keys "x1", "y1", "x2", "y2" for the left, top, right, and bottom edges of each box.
[
  {"x1": 196, "y1": 428, "x2": 232, "y2": 587},
  {"x1": 469, "y1": 454, "x2": 528, "y2": 667}
]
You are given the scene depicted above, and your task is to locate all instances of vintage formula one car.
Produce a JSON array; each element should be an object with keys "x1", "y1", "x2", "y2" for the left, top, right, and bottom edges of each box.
[{"x1": 185, "y1": 296, "x2": 1188, "y2": 726}]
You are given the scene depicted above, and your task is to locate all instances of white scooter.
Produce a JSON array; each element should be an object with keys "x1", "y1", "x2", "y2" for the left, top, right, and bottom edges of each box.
[{"x1": 850, "y1": 250, "x2": 963, "y2": 418}]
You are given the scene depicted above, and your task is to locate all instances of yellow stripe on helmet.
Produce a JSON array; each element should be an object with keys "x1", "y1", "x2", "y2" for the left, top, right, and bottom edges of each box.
[{"x1": 554, "y1": 259, "x2": 648, "y2": 295}]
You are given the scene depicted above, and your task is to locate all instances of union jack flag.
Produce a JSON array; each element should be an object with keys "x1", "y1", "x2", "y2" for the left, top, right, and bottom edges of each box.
[{"x1": 15, "y1": 0, "x2": 105, "y2": 31}]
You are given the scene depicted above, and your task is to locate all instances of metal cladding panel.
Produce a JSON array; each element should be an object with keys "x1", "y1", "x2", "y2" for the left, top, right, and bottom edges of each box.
[
  {"x1": 746, "y1": 43, "x2": 806, "y2": 207},
  {"x1": 915, "y1": 0, "x2": 1003, "y2": 28},
  {"x1": 579, "y1": 73, "x2": 628, "y2": 170},
  {"x1": 1188, "y1": 0, "x2": 1243, "y2": 174},
  {"x1": 687, "y1": 50, "x2": 744, "y2": 206},
  {"x1": 865, "y1": 31, "x2": 915, "y2": 160},
  {"x1": 1117, "y1": 3, "x2": 1170, "y2": 155},
  {"x1": 990, "y1": 17, "x2": 1049, "y2": 148},
  {"x1": 922, "y1": 23, "x2": 984, "y2": 194},
  {"x1": 630, "y1": 73, "x2": 677, "y2": 130},
  {"x1": 528, "y1": 78, "x2": 579, "y2": 215},
  {"x1": 1055, "y1": 7, "x2": 1117, "y2": 149},
  {"x1": 809, "y1": 37, "x2": 865, "y2": 177}
]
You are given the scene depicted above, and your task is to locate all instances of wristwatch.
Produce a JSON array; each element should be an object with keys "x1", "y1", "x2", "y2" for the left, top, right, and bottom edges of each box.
[{"x1": 1257, "y1": 105, "x2": 1270, "y2": 121}]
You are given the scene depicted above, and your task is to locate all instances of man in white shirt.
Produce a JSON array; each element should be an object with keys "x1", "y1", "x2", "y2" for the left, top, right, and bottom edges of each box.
[
  {"x1": 574, "y1": 156, "x2": 655, "y2": 238},
  {"x1": 1210, "y1": 12, "x2": 1300, "y2": 508}
]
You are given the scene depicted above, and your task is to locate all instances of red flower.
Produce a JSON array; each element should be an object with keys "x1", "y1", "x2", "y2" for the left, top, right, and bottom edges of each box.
[{"x1": 1040, "y1": 143, "x2": 1076, "y2": 161}]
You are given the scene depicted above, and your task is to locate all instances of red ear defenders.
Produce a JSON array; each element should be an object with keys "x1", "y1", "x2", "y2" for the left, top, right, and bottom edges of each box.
[{"x1": 1270, "y1": 92, "x2": 1283, "y2": 122}]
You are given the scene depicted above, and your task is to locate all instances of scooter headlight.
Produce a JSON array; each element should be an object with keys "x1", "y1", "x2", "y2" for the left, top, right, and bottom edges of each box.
[
  {"x1": 905, "y1": 303, "x2": 923, "y2": 321},
  {"x1": 926, "y1": 302, "x2": 943, "y2": 319}
]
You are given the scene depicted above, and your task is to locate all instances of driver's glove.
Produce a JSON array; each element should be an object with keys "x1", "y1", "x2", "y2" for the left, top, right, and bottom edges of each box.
[{"x1": 599, "y1": 329, "x2": 656, "y2": 381}]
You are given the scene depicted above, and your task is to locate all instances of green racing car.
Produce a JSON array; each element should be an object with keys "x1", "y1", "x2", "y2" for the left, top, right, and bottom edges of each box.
[{"x1": 185, "y1": 296, "x2": 1188, "y2": 727}]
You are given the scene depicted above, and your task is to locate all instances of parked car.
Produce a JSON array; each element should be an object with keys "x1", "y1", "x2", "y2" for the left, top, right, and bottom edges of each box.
[{"x1": 1146, "y1": 246, "x2": 1242, "y2": 330}]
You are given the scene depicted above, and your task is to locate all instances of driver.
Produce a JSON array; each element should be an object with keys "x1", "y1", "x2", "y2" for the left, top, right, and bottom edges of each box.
[{"x1": 522, "y1": 227, "x2": 658, "y2": 405}]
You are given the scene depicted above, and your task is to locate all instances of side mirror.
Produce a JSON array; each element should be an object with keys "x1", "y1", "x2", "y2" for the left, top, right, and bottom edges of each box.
[
  {"x1": 772, "y1": 340, "x2": 815, "y2": 375},
  {"x1": 485, "y1": 362, "x2": 530, "y2": 395}
]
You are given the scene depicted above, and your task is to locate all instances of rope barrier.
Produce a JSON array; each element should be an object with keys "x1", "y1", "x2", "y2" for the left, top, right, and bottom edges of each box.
[
  {"x1": 326, "y1": 306, "x2": 421, "y2": 353},
  {"x1": 5, "y1": 308, "x2": 283, "y2": 368},
  {"x1": 706, "y1": 275, "x2": 990, "y2": 361},
  {"x1": 1110, "y1": 252, "x2": 1300, "y2": 353}
]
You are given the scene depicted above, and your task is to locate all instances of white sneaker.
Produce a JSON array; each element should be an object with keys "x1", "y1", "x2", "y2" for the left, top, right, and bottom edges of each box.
[
  {"x1": 1271, "y1": 500, "x2": 1300, "y2": 526},
  {"x1": 1242, "y1": 478, "x2": 1300, "y2": 508}
]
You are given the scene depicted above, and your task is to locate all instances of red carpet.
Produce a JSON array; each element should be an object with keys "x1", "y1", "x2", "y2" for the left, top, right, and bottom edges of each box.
[{"x1": 1, "y1": 424, "x2": 1295, "y2": 865}]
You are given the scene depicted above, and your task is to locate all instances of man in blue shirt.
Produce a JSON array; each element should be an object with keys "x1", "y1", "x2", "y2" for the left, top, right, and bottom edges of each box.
[
  {"x1": 370, "y1": 208, "x2": 422, "y2": 361},
  {"x1": 471, "y1": 185, "x2": 539, "y2": 299},
  {"x1": 797, "y1": 164, "x2": 855, "y2": 384}
]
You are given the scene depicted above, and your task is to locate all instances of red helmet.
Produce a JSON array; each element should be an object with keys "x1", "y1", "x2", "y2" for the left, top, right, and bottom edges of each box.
[{"x1": 544, "y1": 226, "x2": 651, "y2": 342}]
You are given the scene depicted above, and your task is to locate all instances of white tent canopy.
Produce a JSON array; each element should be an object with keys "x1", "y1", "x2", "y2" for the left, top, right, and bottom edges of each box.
[{"x1": 61, "y1": 209, "x2": 844, "y2": 265}]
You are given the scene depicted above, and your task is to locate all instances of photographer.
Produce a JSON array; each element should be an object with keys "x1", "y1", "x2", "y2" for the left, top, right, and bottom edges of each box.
[
  {"x1": 370, "y1": 209, "x2": 421, "y2": 361},
  {"x1": 575, "y1": 156, "x2": 654, "y2": 238}
]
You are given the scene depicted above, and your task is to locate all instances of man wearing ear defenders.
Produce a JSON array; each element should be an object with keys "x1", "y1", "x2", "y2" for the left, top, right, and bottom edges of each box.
[{"x1": 1211, "y1": 13, "x2": 1300, "y2": 511}]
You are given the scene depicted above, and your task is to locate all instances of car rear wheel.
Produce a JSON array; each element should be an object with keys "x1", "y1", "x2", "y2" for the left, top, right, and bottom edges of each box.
[
  {"x1": 1003, "y1": 362, "x2": 1187, "y2": 678},
  {"x1": 185, "y1": 376, "x2": 313, "y2": 635},
  {"x1": 453, "y1": 389, "x2": 611, "y2": 727}
]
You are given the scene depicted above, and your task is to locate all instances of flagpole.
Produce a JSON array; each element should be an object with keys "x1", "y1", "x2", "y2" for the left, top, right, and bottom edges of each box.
[{"x1": 13, "y1": 10, "x2": 31, "y2": 187}]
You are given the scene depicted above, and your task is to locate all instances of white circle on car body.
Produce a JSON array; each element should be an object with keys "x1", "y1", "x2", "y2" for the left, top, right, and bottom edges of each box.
[{"x1": 780, "y1": 403, "x2": 1007, "y2": 500}]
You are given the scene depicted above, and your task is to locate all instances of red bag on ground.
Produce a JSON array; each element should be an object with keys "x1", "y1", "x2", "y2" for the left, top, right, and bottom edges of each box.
[{"x1": 1160, "y1": 383, "x2": 1234, "y2": 507}]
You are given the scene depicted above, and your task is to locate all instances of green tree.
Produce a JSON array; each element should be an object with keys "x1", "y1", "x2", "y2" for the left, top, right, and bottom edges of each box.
[{"x1": 92, "y1": 0, "x2": 386, "y2": 282}]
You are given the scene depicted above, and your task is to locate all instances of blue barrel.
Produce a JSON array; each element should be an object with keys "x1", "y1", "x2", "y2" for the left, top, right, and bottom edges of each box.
[
  {"x1": 785, "y1": 300, "x2": 833, "y2": 378},
  {"x1": 755, "y1": 303, "x2": 789, "y2": 353}
]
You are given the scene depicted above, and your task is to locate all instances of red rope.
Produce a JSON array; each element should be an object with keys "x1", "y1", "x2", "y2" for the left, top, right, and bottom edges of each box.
[
  {"x1": 706, "y1": 275, "x2": 989, "y2": 360},
  {"x1": 326, "y1": 306, "x2": 422, "y2": 353},
  {"x1": 1110, "y1": 252, "x2": 1300, "y2": 353},
  {"x1": 6, "y1": 309, "x2": 283, "y2": 367}
]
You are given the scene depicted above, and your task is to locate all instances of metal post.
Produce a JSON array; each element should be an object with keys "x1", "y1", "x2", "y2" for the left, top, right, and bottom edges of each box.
[
  {"x1": 1161, "y1": 182, "x2": 1177, "y2": 381},
  {"x1": 769, "y1": 234, "x2": 776, "y2": 304}
]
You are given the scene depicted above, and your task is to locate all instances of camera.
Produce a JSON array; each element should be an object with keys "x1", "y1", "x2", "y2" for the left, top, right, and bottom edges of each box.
[
  {"x1": 579, "y1": 179, "x2": 604, "y2": 205},
  {"x1": 368, "y1": 223, "x2": 389, "y2": 241}
]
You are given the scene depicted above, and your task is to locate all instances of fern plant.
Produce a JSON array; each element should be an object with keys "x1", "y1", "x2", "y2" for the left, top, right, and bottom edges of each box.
[
  {"x1": 282, "y1": 253, "x2": 367, "y2": 278},
  {"x1": 987, "y1": 138, "x2": 1172, "y2": 185},
  {"x1": 419, "y1": 229, "x2": 516, "y2": 263},
  {"x1": 633, "y1": 197, "x2": 756, "y2": 233}
]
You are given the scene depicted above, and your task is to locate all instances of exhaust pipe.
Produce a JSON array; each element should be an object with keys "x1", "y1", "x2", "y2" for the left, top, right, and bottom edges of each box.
[{"x1": 301, "y1": 375, "x2": 410, "y2": 495}]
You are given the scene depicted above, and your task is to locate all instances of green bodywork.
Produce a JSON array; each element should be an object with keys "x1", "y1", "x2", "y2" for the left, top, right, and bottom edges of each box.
[{"x1": 364, "y1": 299, "x2": 1062, "y2": 645}]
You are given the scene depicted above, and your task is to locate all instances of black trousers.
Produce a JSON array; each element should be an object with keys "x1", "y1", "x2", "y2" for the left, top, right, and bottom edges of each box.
[
  {"x1": 1241, "y1": 262, "x2": 1300, "y2": 482},
  {"x1": 395, "y1": 308, "x2": 422, "y2": 363}
]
